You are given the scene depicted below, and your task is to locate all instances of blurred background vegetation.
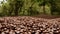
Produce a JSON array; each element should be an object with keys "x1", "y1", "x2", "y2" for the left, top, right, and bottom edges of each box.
[{"x1": 0, "y1": 0, "x2": 60, "y2": 16}]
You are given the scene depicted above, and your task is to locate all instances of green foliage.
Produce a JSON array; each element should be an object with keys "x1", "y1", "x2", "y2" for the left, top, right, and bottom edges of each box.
[{"x1": 0, "y1": 0, "x2": 60, "y2": 16}]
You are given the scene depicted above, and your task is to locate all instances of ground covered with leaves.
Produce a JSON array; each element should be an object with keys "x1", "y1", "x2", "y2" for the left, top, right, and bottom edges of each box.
[{"x1": 0, "y1": 16, "x2": 60, "y2": 34}]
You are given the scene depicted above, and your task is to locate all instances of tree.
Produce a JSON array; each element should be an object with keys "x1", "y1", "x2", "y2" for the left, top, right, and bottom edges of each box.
[
  {"x1": 37, "y1": 0, "x2": 46, "y2": 14},
  {"x1": 49, "y1": 0, "x2": 57, "y2": 15},
  {"x1": 7, "y1": 0, "x2": 24, "y2": 16},
  {"x1": 27, "y1": 0, "x2": 39, "y2": 16},
  {"x1": 14, "y1": 0, "x2": 24, "y2": 16}
]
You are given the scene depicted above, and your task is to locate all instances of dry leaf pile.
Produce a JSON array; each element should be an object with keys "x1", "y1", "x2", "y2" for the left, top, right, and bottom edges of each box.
[{"x1": 0, "y1": 16, "x2": 60, "y2": 34}]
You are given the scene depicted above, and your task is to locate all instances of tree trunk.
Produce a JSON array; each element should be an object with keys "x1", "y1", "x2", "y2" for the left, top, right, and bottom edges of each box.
[
  {"x1": 14, "y1": 3, "x2": 18, "y2": 16},
  {"x1": 43, "y1": 6, "x2": 45, "y2": 14},
  {"x1": 50, "y1": 0, "x2": 57, "y2": 15},
  {"x1": 43, "y1": 0, "x2": 46, "y2": 14}
]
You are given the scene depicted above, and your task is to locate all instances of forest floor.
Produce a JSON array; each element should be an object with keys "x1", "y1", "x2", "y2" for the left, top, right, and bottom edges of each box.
[{"x1": 0, "y1": 15, "x2": 60, "y2": 34}]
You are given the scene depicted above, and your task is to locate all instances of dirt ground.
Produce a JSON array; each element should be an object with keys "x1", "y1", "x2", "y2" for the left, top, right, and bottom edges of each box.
[{"x1": 33, "y1": 15, "x2": 60, "y2": 19}]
